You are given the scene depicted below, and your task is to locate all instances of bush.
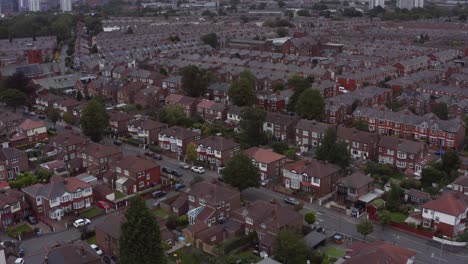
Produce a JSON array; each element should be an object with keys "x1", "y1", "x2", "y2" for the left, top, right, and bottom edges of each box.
[
  {"x1": 304, "y1": 211, "x2": 316, "y2": 225},
  {"x1": 223, "y1": 232, "x2": 257, "y2": 254},
  {"x1": 178, "y1": 215, "x2": 189, "y2": 227},
  {"x1": 166, "y1": 215, "x2": 178, "y2": 230},
  {"x1": 294, "y1": 202, "x2": 304, "y2": 211},
  {"x1": 80, "y1": 229, "x2": 95, "y2": 240},
  {"x1": 149, "y1": 145, "x2": 162, "y2": 153}
]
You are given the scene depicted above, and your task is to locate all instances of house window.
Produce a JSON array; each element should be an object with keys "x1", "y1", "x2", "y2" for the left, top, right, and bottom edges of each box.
[
  {"x1": 246, "y1": 217, "x2": 253, "y2": 225},
  {"x1": 199, "y1": 199, "x2": 206, "y2": 206},
  {"x1": 211, "y1": 236, "x2": 216, "y2": 242},
  {"x1": 189, "y1": 195, "x2": 195, "y2": 202},
  {"x1": 38, "y1": 207, "x2": 42, "y2": 213},
  {"x1": 11, "y1": 157, "x2": 18, "y2": 163},
  {"x1": 116, "y1": 167, "x2": 121, "y2": 173},
  {"x1": 226, "y1": 203, "x2": 230, "y2": 210},
  {"x1": 139, "y1": 181, "x2": 144, "y2": 188},
  {"x1": 434, "y1": 216, "x2": 440, "y2": 223},
  {"x1": 146, "y1": 174, "x2": 150, "y2": 180},
  {"x1": 313, "y1": 178, "x2": 320, "y2": 184}
]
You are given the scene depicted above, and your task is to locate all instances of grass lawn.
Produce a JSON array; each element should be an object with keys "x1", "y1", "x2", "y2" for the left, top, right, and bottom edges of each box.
[
  {"x1": 389, "y1": 211, "x2": 408, "y2": 223},
  {"x1": 324, "y1": 247, "x2": 345, "y2": 259},
  {"x1": 153, "y1": 208, "x2": 169, "y2": 218},
  {"x1": 86, "y1": 236, "x2": 97, "y2": 245},
  {"x1": 115, "y1": 191, "x2": 126, "y2": 199},
  {"x1": 81, "y1": 208, "x2": 102, "y2": 219},
  {"x1": 7, "y1": 224, "x2": 33, "y2": 237},
  {"x1": 168, "y1": 249, "x2": 200, "y2": 264}
]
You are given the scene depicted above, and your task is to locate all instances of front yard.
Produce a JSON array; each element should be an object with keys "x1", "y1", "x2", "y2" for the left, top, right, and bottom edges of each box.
[
  {"x1": 168, "y1": 249, "x2": 200, "y2": 264},
  {"x1": 389, "y1": 211, "x2": 408, "y2": 223},
  {"x1": 153, "y1": 208, "x2": 169, "y2": 218},
  {"x1": 115, "y1": 191, "x2": 126, "y2": 199},
  {"x1": 81, "y1": 208, "x2": 103, "y2": 219},
  {"x1": 324, "y1": 246, "x2": 345, "y2": 259},
  {"x1": 86, "y1": 236, "x2": 97, "y2": 245},
  {"x1": 7, "y1": 224, "x2": 34, "y2": 238}
]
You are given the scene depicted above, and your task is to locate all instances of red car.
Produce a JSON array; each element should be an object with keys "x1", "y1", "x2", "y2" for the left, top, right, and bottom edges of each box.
[
  {"x1": 97, "y1": 200, "x2": 110, "y2": 210},
  {"x1": 65, "y1": 125, "x2": 72, "y2": 130}
]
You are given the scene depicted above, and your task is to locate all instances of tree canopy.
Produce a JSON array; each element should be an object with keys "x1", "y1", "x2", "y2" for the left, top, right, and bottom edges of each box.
[
  {"x1": 201, "y1": 32, "x2": 219, "y2": 48},
  {"x1": 119, "y1": 197, "x2": 166, "y2": 264},
  {"x1": 304, "y1": 211, "x2": 316, "y2": 225},
  {"x1": 286, "y1": 75, "x2": 311, "y2": 112},
  {"x1": 221, "y1": 153, "x2": 261, "y2": 192},
  {"x1": 160, "y1": 105, "x2": 193, "y2": 127},
  {"x1": 295, "y1": 89, "x2": 325, "y2": 121},
  {"x1": 238, "y1": 107, "x2": 267, "y2": 147},
  {"x1": 356, "y1": 219, "x2": 374, "y2": 241},
  {"x1": 432, "y1": 102, "x2": 448, "y2": 120},
  {"x1": 386, "y1": 183, "x2": 402, "y2": 211},
  {"x1": 80, "y1": 98, "x2": 109, "y2": 142},
  {"x1": 441, "y1": 150, "x2": 461, "y2": 173},
  {"x1": 185, "y1": 142, "x2": 198, "y2": 164},
  {"x1": 46, "y1": 108, "x2": 61, "y2": 127},
  {"x1": 180, "y1": 65, "x2": 215, "y2": 98},
  {"x1": 0, "y1": 89, "x2": 27, "y2": 112},
  {"x1": 273, "y1": 229, "x2": 309, "y2": 264},
  {"x1": 228, "y1": 70, "x2": 256, "y2": 107},
  {"x1": 316, "y1": 128, "x2": 350, "y2": 168}
]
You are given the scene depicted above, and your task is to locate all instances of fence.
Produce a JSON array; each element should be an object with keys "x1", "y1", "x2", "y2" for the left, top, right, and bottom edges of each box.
[{"x1": 433, "y1": 236, "x2": 467, "y2": 247}]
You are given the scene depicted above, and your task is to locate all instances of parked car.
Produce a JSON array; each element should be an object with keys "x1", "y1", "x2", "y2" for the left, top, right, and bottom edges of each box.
[
  {"x1": 144, "y1": 152, "x2": 154, "y2": 157},
  {"x1": 65, "y1": 125, "x2": 72, "y2": 130},
  {"x1": 38, "y1": 115, "x2": 46, "y2": 120},
  {"x1": 14, "y1": 258, "x2": 24, "y2": 264},
  {"x1": 161, "y1": 167, "x2": 170, "y2": 173},
  {"x1": 191, "y1": 166, "x2": 205, "y2": 174},
  {"x1": 113, "y1": 140, "x2": 122, "y2": 146},
  {"x1": 73, "y1": 218, "x2": 91, "y2": 228},
  {"x1": 152, "y1": 198, "x2": 167, "y2": 207},
  {"x1": 153, "y1": 154, "x2": 163, "y2": 160},
  {"x1": 179, "y1": 162, "x2": 190, "y2": 169},
  {"x1": 97, "y1": 200, "x2": 111, "y2": 210},
  {"x1": 260, "y1": 179, "x2": 271, "y2": 187},
  {"x1": 170, "y1": 169, "x2": 183, "y2": 177},
  {"x1": 283, "y1": 197, "x2": 300, "y2": 206},
  {"x1": 90, "y1": 244, "x2": 103, "y2": 256},
  {"x1": 151, "y1": 190, "x2": 166, "y2": 198},
  {"x1": 174, "y1": 183, "x2": 186, "y2": 191},
  {"x1": 49, "y1": 127, "x2": 57, "y2": 132},
  {"x1": 27, "y1": 215, "x2": 38, "y2": 225}
]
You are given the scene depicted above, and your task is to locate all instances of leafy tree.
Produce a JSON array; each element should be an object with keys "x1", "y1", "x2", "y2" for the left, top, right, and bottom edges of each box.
[
  {"x1": 295, "y1": 89, "x2": 325, "y2": 121},
  {"x1": 166, "y1": 215, "x2": 178, "y2": 230},
  {"x1": 441, "y1": 150, "x2": 461, "y2": 173},
  {"x1": 201, "y1": 32, "x2": 219, "y2": 48},
  {"x1": 356, "y1": 220, "x2": 374, "y2": 241},
  {"x1": 8, "y1": 172, "x2": 37, "y2": 189},
  {"x1": 316, "y1": 128, "x2": 350, "y2": 168},
  {"x1": 0, "y1": 89, "x2": 27, "y2": 112},
  {"x1": 239, "y1": 107, "x2": 267, "y2": 147},
  {"x1": 221, "y1": 153, "x2": 261, "y2": 193},
  {"x1": 46, "y1": 108, "x2": 60, "y2": 128},
  {"x1": 421, "y1": 167, "x2": 445, "y2": 187},
  {"x1": 271, "y1": 141, "x2": 289, "y2": 154},
  {"x1": 432, "y1": 102, "x2": 448, "y2": 120},
  {"x1": 297, "y1": 9, "x2": 311, "y2": 17},
  {"x1": 286, "y1": 75, "x2": 311, "y2": 111},
  {"x1": 119, "y1": 197, "x2": 166, "y2": 264},
  {"x1": 90, "y1": 44, "x2": 98, "y2": 54},
  {"x1": 386, "y1": 183, "x2": 402, "y2": 211},
  {"x1": 63, "y1": 112, "x2": 74, "y2": 124},
  {"x1": 273, "y1": 229, "x2": 309, "y2": 264},
  {"x1": 276, "y1": 27, "x2": 288, "y2": 37},
  {"x1": 160, "y1": 105, "x2": 192, "y2": 127},
  {"x1": 378, "y1": 210, "x2": 392, "y2": 230},
  {"x1": 304, "y1": 211, "x2": 316, "y2": 225},
  {"x1": 278, "y1": 1, "x2": 286, "y2": 8},
  {"x1": 185, "y1": 142, "x2": 198, "y2": 164},
  {"x1": 316, "y1": 128, "x2": 337, "y2": 161},
  {"x1": 351, "y1": 120, "x2": 369, "y2": 132},
  {"x1": 76, "y1": 91, "x2": 83, "y2": 101},
  {"x1": 80, "y1": 98, "x2": 109, "y2": 142},
  {"x1": 180, "y1": 65, "x2": 215, "y2": 98},
  {"x1": 258, "y1": 2, "x2": 267, "y2": 9},
  {"x1": 228, "y1": 76, "x2": 256, "y2": 106}
]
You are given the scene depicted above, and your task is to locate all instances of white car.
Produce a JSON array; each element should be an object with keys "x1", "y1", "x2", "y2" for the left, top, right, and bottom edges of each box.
[
  {"x1": 73, "y1": 218, "x2": 91, "y2": 228},
  {"x1": 191, "y1": 166, "x2": 205, "y2": 174},
  {"x1": 179, "y1": 162, "x2": 190, "y2": 170},
  {"x1": 90, "y1": 244, "x2": 103, "y2": 256},
  {"x1": 15, "y1": 258, "x2": 24, "y2": 264}
]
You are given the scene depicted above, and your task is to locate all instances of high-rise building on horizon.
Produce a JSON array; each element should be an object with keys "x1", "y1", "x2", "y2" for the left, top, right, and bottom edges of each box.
[
  {"x1": 369, "y1": 0, "x2": 385, "y2": 9},
  {"x1": 60, "y1": 0, "x2": 71, "y2": 12},
  {"x1": 397, "y1": 0, "x2": 424, "y2": 10},
  {"x1": 28, "y1": 0, "x2": 40, "y2": 11},
  {"x1": 0, "y1": 0, "x2": 19, "y2": 14}
]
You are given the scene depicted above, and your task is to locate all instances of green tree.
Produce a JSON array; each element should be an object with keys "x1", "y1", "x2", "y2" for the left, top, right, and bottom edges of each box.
[
  {"x1": 239, "y1": 107, "x2": 267, "y2": 147},
  {"x1": 185, "y1": 142, "x2": 198, "y2": 165},
  {"x1": 295, "y1": 89, "x2": 325, "y2": 121},
  {"x1": 119, "y1": 197, "x2": 166, "y2": 264},
  {"x1": 228, "y1": 76, "x2": 256, "y2": 106},
  {"x1": 0, "y1": 89, "x2": 27, "y2": 112},
  {"x1": 378, "y1": 210, "x2": 392, "y2": 230},
  {"x1": 276, "y1": 27, "x2": 288, "y2": 37},
  {"x1": 315, "y1": 128, "x2": 350, "y2": 168},
  {"x1": 277, "y1": 0, "x2": 286, "y2": 8},
  {"x1": 76, "y1": 90, "x2": 83, "y2": 101},
  {"x1": 201, "y1": 32, "x2": 219, "y2": 48},
  {"x1": 35, "y1": 168, "x2": 52, "y2": 182},
  {"x1": 316, "y1": 128, "x2": 337, "y2": 161},
  {"x1": 297, "y1": 9, "x2": 311, "y2": 17},
  {"x1": 421, "y1": 167, "x2": 445, "y2": 187},
  {"x1": 8, "y1": 172, "x2": 38, "y2": 189},
  {"x1": 356, "y1": 219, "x2": 374, "y2": 241},
  {"x1": 441, "y1": 150, "x2": 461, "y2": 173},
  {"x1": 63, "y1": 112, "x2": 74, "y2": 124},
  {"x1": 80, "y1": 98, "x2": 109, "y2": 142},
  {"x1": 46, "y1": 108, "x2": 60, "y2": 128},
  {"x1": 432, "y1": 102, "x2": 448, "y2": 120},
  {"x1": 304, "y1": 211, "x2": 316, "y2": 225},
  {"x1": 271, "y1": 141, "x2": 289, "y2": 154},
  {"x1": 180, "y1": 65, "x2": 215, "y2": 98},
  {"x1": 221, "y1": 153, "x2": 261, "y2": 193},
  {"x1": 286, "y1": 75, "x2": 311, "y2": 112},
  {"x1": 273, "y1": 229, "x2": 309, "y2": 264},
  {"x1": 386, "y1": 183, "x2": 402, "y2": 211},
  {"x1": 160, "y1": 105, "x2": 192, "y2": 127}
]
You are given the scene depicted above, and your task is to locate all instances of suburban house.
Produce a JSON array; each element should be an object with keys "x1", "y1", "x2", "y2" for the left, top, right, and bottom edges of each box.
[
  {"x1": 263, "y1": 112, "x2": 300, "y2": 142},
  {"x1": 226, "y1": 105, "x2": 243, "y2": 125},
  {"x1": 0, "y1": 112, "x2": 24, "y2": 136},
  {"x1": 405, "y1": 189, "x2": 431, "y2": 205},
  {"x1": 207, "y1": 82, "x2": 230, "y2": 104},
  {"x1": 9, "y1": 119, "x2": 48, "y2": 147},
  {"x1": 95, "y1": 214, "x2": 124, "y2": 257},
  {"x1": 294, "y1": 119, "x2": 333, "y2": 153},
  {"x1": 377, "y1": 136, "x2": 426, "y2": 171},
  {"x1": 195, "y1": 136, "x2": 240, "y2": 168},
  {"x1": 128, "y1": 119, "x2": 168, "y2": 145},
  {"x1": 0, "y1": 148, "x2": 29, "y2": 180},
  {"x1": 196, "y1": 100, "x2": 228, "y2": 123},
  {"x1": 82, "y1": 142, "x2": 122, "y2": 179},
  {"x1": 337, "y1": 127, "x2": 379, "y2": 161},
  {"x1": 105, "y1": 156, "x2": 161, "y2": 195},
  {"x1": 49, "y1": 132, "x2": 88, "y2": 161},
  {"x1": 133, "y1": 86, "x2": 167, "y2": 108},
  {"x1": 23, "y1": 240, "x2": 102, "y2": 264},
  {"x1": 22, "y1": 177, "x2": 93, "y2": 220},
  {"x1": 158, "y1": 126, "x2": 201, "y2": 158},
  {"x1": 109, "y1": 112, "x2": 134, "y2": 137},
  {"x1": 451, "y1": 175, "x2": 468, "y2": 195},
  {"x1": 344, "y1": 241, "x2": 416, "y2": 264},
  {"x1": 335, "y1": 172, "x2": 374, "y2": 208},
  {"x1": 282, "y1": 159, "x2": 343, "y2": 199},
  {"x1": 117, "y1": 81, "x2": 145, "y2": 104},
  {"x1": 231, "y1": 201, "x2": 303, "y2": 254},
  {"x1": 164, "y1": 94, "x2": 199, "y2": 118},
  {"x1": 421, "y1": 192, "x2": 468, "y2": 238},
  {"x1": 244, "y1": 147, "x2": 286, "y2": 180},
  {"x1": 0, "y1": 189, "x2": 29, "y2": 228},
  {"x1": 162, "y1": 75, "x2": 182, "y2": 94},
  {"x1": 34, "y1": 93, "x2": 62, "y2": 113}
]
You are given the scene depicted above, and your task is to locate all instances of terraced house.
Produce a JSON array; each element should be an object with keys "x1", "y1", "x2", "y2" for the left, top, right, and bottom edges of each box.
[{"x1": 195, "y1": 136, "x2": 240, "y2": 168}]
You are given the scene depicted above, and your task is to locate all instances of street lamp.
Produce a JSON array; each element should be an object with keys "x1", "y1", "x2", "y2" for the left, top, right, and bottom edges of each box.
[{"x1": 439, "y1": 235, "x2": 448, "y2": 264}]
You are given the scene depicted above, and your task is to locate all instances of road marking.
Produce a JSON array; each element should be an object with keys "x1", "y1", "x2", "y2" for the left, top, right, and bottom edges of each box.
[
  {"x1": 431, "y1": 256, "x2": 448, "y2": 263},
  {"x1": 408, "y1": 248, "x2": 422, "y2": 254}
]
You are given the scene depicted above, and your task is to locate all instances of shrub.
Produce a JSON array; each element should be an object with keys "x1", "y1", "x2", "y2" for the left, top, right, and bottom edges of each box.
[
  {"x1": 149, "y1": 145, "x2": 162, "y2": 153},
  {"x1": 80, "y1": 229, "x2": 95, "y2": 240},
  {"x1": 178, "y1": 215, "x2": 189, "y2": 227}
]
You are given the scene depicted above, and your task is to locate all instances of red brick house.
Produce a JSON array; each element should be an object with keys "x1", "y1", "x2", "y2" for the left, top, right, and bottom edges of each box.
[
  {"x1": 109, "y1": 112, "x2": 135, "y2": 137},
  {"x1": 22, "y1": 177, "x2": 93, "y2": 220},
  {"x1": 263, "y1": 112, "x2": 300, "y2": 142},
  {"x1": 105, "y1": 156, "x2": 160, "y2": 195},
  {"x1": 162, "y1": 75, "x2": 182, "y2": 94},
  {"x1": 393, "y1": 56, "x2": 430, "y2": 76},
  {"x1": 95, "y1": 214, "x2": 124, "y2": 257},
  {"x1": 335, "y1": 172, "x2": 374, "y2": 208},
  {"x1": 421, "y1": 192, "x2": 468, "y2": 238},
  {"x1": 158, "y1": 126, "x2": 200, "y2": 158},
  {"x1": 0, "y1": 112, "x2": 24, "y2": 136},
  {"x1": 231, "y1": 201, "x2": 302, "y2": 254},
  {"x1": 207, "y1": 83, "x2": 230, "y2": 104},
  {"x1": 282, "y1": 159, "x2": 342, "y2": 199},
  {"x1": 0, "y1": 148, "x2": 29, "y2": 181},
  {"x1": 133, "y1": 86, "x2": 167, "y2": 109},
  {"x1": 49, "y1": 132, "x2": 88, "y2": 162},
  {"x1": 196, "y1": 100, "x2": 228, "y2": 123},
  {"x1": 337, "y1": 127, "x2": 379, "y2": 161},
  {"x1": 0, "y1": 189, "x2": 30, "y2": 228},
  {"x1": 82, "y1": 142, "x2": 122, "y2": 179},
  {"x1": 128, "y1": 119, "x2": 168, "y2": 145},
  {"x1": 256, "y1": 89, "x2": 293, "y2": 112},
  {"x1": 451, "y1": 175, "x2": 468, "y2": 195},
  {"x1": 165, "y1": 94, "x2": 200, "y2": 118},
  {"x1": 195, "y1": 136, "x2": 240, "y2": 168},
  {"x1": 244, "y1": 147, "x2": 285, "y2": 180},
  {"x1": 117, "y1": 81, "x2": 146, "y2": 104},
  {"x1": 9, "y1": 119, "x2": 48, "y2": 147},
  {"x1": 344, "y1": 241, "x2": 416, "y2": 264},
  {"x1": 295, "y1": 119, "x2": 334, "y2": 153},
  {"x1": 378, "y1": 136, "x2": 426, "y2": 171}
]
